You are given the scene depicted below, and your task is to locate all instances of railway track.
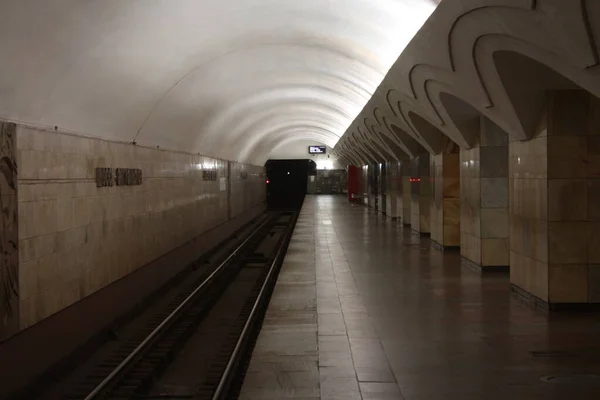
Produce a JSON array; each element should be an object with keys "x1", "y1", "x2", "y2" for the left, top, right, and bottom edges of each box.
[{"x1": 37, "y1": 211, "x2": 297, "y2": 400}]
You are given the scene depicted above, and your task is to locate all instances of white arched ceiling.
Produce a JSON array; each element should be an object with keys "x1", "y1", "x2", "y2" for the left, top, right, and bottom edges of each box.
[
  {"x1": 0, "y1": 0, "x2": 440, "y2": 164},
  {"x1": 335, "y1": 0, "x2": 600, "y2": 166}
]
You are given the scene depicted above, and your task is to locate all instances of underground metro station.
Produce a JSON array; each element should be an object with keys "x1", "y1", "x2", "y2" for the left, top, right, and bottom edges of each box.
[{"x1": 1, "y1": 0, "x2": 600, "y2": 399}]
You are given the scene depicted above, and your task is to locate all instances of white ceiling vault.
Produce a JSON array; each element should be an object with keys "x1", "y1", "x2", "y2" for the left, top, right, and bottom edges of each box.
[{"x1": 0, "y1": 0, "x2": 439, "y2": 165}]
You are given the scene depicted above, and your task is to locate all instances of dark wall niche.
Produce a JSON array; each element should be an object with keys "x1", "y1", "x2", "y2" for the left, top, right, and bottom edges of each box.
[{"x1": 95, "y1": 168, "x2": 143, "y2": 187}]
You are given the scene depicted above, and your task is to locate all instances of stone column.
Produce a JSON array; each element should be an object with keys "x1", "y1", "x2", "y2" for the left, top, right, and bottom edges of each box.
[
  {"x1": 399, "y1": 159, "x2": 411, "y2": 225},
  {"x1": 367, "y1": 163, "x2": 379, "y2": 210},
  {"x1": 385, "y1": 162, "x2": 399, "y2": 220},
  {"x1": 510, "y1": 90, "x2": 600, "y2": 308},
  {"x1": 430, "y1": 146, "x2": 460, "y2": 250},
  {"x1": 461, "y1": 117, "x2": 509, "y2": 271},
  {"x1": 361, "y1": 165, "x2": 369, "y2": 206},
  {"x1": 410, "y1": 153, "x2": 431, "y2": 234},
  {"x1": 378, "y1": 163, "x2": 386, "y2": 215}
]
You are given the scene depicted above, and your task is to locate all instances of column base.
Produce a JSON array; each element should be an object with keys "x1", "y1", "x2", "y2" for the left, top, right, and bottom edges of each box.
[
  {"x1": 431, "y1": 240, "x2": 460, "y2": 252},
  {"x1": 511, "y1": 284, "x2": 600, "y2": 312},
  {"x1": 461, "y1": 257, "x2": 508, "y2": 273}
]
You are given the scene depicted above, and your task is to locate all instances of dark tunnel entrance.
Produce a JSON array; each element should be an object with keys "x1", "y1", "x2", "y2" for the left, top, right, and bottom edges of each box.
[{"x1": 265, "y1": 159, "x2": 314, "y2": 210}]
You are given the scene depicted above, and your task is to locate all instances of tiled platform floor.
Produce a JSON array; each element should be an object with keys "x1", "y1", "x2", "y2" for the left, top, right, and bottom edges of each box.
[{"x1": 239, "y1": 195, "x2": 600, "y2": 400}]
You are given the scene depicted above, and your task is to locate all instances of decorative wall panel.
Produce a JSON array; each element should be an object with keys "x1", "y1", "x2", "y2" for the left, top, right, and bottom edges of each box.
[{"x1": 0, "y1": 122, "x2": 19, "y2": 341}]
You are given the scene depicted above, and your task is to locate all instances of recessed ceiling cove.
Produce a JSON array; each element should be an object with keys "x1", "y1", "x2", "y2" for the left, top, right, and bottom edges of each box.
[{"x1": 0, "y1": 0, "x2": 439, "y2": 164}]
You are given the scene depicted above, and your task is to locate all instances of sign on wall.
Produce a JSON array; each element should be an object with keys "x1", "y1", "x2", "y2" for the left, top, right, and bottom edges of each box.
[
  {"x1": 95, "y1": 168, "x2": 143, "y2": 187},
  {"x1": 116, "y1": 168, "x2": 143, "y2": 186},
  {"x1": 202, "y1": 170, "x2": 218, "y2": 181}
]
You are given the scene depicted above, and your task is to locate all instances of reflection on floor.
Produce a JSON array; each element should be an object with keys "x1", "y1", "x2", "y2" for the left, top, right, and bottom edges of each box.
[{"x1": 240, "y1": 195, "x2": 600, "y2": 400}]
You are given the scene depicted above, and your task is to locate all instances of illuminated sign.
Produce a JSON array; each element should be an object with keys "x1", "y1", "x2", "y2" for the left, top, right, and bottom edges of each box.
[{"x1": 308, "y1": 146, "x2": 327, "y2": 154}]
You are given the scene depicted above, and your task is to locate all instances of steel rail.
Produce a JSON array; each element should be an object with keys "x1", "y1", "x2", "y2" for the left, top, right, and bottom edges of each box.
[
  {"x1": 211, "y1": 214, "x2": 296, "y2": 399},
  {"x1": 83, "y1": 217, "x2": 272, "y2": 400}
]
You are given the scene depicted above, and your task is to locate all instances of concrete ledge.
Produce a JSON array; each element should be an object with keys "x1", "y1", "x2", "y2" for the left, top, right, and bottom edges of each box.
[
  {"x1": 511, "y1": 284, "x2": 600, "y2": 312},
  {"x1": 0, "y1": 203, "x2": 265, "y2": 399},
  {"x1": 431, "y1": 240, "x2": 460, "y2": 252},
  {"x1": 461, "y1": 257, "x2": 509, "y2": 273},
  {"x1": 412, "y1": 230, "x2": 430, "y2": 237}
]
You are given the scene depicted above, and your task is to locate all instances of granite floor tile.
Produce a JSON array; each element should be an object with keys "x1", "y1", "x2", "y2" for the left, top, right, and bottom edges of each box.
[
  {"x1": 320, "y1": 376, "x2": 362, "y2": 400},
  {"x1": 360, "y1": 382, "x2": 405, "y2": 400},
  {"x1": 241, "y1": 196, "x2": 600, "y2": 399}
]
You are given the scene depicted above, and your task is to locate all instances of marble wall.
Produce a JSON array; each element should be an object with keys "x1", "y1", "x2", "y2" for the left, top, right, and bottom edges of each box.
[
  {"x1": 230, "y1": 162, "x2": 265, "y2": 219},
  {"x1": 461, "y1": 117, "x2": 509, "y2": 268},
  {"x1": 365, "y1": 164, "x2": 379, "y2": 210},
  {"x1": 16, "y1": 125, "x2": 265, "y2": 330},
  {"x1": 430, "y1": 150, "x2": 460, "y2": 248},
  {"x1": 385, "y1": 162, "x2": 399, "y2": 219},
  {"x1": 377, "y1": 163, "x2": 385, "y2": 214},
  {"x1": 361, "y1": 166, "x2": 369, "y2": 207},
  {"x1": 399, "y1": 159, "x2": 411, "y2": 225},
  {"x1": 410, "y1": 154, "x2": 431, "y2": 234},
  {"x1": 0, "y1": 122, "x2": 19, "y2": 342},
  {"x1": 510, "y1": 91, "x2": 600, "y2": 304}
]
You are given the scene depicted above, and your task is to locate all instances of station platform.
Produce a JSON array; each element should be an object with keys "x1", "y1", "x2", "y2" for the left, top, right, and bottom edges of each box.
[{"x1": 239, "y1": 195, "x2": 600, "y2": 400}]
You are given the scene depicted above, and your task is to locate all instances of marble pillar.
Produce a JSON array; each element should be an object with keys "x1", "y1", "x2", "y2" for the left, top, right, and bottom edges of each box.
[
  {"x1": 430, "y1": 146, "x2": 460, "y2": 250},
  {"x1": 461, "y1": 117, "x2": 509, "y2": 270},
  {"x1": 399, "y1": 159, "x2": 411, "y2": 225},
  {"x1": 361, "y1": 165, "x2": 369, "y2": 206},
  {"x1": 410, "y1": 153, "x2": 431, "y2": 234},
  {"x1": 510, "y1": 90, "x2": 600, "y2": 307},
  {"x1": 378, "y1": 162, "x2": 386, "y2": 215},
  {"x1": 385, "y1": 162, "x2": 400, "y2": 220},
  {"x1": 367, "y1": 163, "x2": 379, "y2": 210}
]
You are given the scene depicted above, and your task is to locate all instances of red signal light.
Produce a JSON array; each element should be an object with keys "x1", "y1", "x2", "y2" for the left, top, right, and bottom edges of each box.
[{"x1": 266, "y1": 179, "x2": 270, "y2": 184}]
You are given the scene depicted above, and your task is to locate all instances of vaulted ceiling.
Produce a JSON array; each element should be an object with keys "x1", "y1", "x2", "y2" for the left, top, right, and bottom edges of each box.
[{"x1": 0, "y1": 0, "x2": 440, "y2": 164}]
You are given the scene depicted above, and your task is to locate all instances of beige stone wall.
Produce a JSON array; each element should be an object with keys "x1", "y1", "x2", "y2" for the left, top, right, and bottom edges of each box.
[
  {"x1": 509, "y1": 133, "x2": 548, "y2": 300},
  {"x1": 510, "y1": 91, "x2": 600, "y2": 303},
  {"x1": 385, "y1": 162, "x2": 399, "y2": 219},
  {"x1": 410, "y1": 154, "x2": 430, "y2": 233},
  {"x1": 430, "y1": 152, "x2": 460, "y2": 247},
  {"x1": 461, "y1": 118, "x2": 509, "y2": 267},
  {"x1": 399, "y1": 160, "x2": 411, "y2": 225},
  {"x1": 461, "y1": 146, "x2": 481, "y2": 263},
  {"x1": 230, "y1": 162, "x2": 265, "y2": 219},
  {"x1": 16, "y1": 126, "x2": 265, "y2": 329}
]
